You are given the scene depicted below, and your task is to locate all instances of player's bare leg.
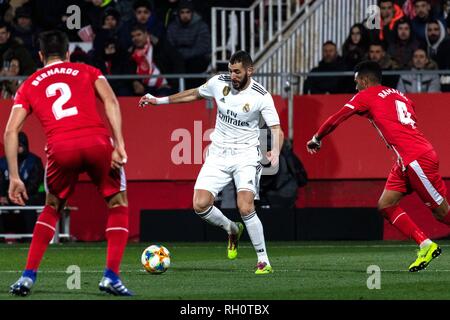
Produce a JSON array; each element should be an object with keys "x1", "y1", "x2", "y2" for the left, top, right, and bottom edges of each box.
[
  {"x1": 99, "y1": 191, "x2": 133, "y2": 296},
  {"x1": 378, "y1": 189, "x2": 441, "y2": 271},
  {"x1": 10, "y1": 193, "x2": 65, "y2": 296},
  {"x1": 431, "y1": 198, "x2": 450, "y2": 223},
  {"x1": 193, "y1": 189, "x2": 241, "y2": 259},
  {"x1": 237, "y1": 190, "x2": 272, "y2": 274}
]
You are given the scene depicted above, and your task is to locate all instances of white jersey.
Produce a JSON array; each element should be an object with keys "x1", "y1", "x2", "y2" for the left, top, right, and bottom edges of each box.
[{"x1": 198, "y1": 74, "x2": 280, "y2": 149}]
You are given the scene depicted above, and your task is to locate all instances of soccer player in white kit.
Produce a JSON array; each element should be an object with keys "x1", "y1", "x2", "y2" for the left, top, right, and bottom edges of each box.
[{"x1": 139, "y1": 51, "x2": 283, "y2": 274}]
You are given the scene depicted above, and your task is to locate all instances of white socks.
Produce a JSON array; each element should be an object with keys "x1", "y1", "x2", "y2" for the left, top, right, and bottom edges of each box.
[
  {"x1": 419, "y1": 239, "x2": 432, "y2": 249},
  {"x1": 196, "y1": 206, "x2": 239, "y2": 235},
  {"x1": 242, "y1": 211, "x2": 270, "y2": 265}
]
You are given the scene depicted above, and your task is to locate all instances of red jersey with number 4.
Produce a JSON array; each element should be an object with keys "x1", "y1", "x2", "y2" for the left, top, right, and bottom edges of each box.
[
  {"x1": 316, "y1": 85, "x2": 434, "y2": 167},
  {"x1": 12, "y1": 61, "x2": 109, "y2": 144}
]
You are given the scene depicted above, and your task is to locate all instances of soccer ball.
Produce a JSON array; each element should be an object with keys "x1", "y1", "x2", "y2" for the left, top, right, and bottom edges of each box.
[{"x1": 141, "y1": 244, "x2": 171, "y2": 274}]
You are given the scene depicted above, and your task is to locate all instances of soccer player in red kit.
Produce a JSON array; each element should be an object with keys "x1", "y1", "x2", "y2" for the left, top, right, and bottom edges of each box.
[
  {"x1": 4, "y1": 30, "x2": 133, "y2": 296},
  {"x1": 307, "y1": 61, "x2": 449, "y2": 272}
]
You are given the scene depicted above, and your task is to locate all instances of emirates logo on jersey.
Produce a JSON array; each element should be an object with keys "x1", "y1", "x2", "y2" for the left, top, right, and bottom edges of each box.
[
  {"x1": 223, "y1": 85, "x2": 231, "y2": 96},
  {"x1": 242, "y1": 103, "x2": 250, "y2": 113}
]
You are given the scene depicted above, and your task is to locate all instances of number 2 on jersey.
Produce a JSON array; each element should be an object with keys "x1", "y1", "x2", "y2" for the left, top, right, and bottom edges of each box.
[
  {"x1": 46, "y1": 82, "x2": 78, "y2": 120},
  {"x1": 395, "y1": 100, "x2": 416, "y2": 128}
]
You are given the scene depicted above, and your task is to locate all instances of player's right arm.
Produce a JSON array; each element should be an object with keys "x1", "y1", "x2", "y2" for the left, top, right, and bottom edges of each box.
[
  {"x1": 4, "y1": 105, "x2": 29, "y2": 205},
  {"x1": 306, "y1": 95, "x2": 367, "y2": 154},
  {"x1": 138, "y1": 76, "x2": 220, "y2": 107},
  {"x1": 138, "y1": 88, "x2": 203, "y2": 107},
  {"x1": 95, "y1": 77, "x2": 127, "y2": 170}
]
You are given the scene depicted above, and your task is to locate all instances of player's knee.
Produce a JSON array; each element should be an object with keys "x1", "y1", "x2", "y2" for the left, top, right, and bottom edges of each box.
[
  {"x1": 45, "y1": 194, "x2": 65, "y2": 212},
  {"x1": 106, "y1": 191, "x2": 128, "y2": 208},
  {"x1": 238, "y1": 203, "x2": 255, "y2": 216},
  {"x1": 377, "y1": 199, "x2": 396, "y2": 213},
  {"x1": 432, "y1": 207, "x2": 448, "y2": 221},
  {"x1": 193, "y1": 197, "x2": 213, "y2": 213}
]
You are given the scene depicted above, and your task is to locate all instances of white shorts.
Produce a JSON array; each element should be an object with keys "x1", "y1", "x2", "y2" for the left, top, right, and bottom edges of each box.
[{"x1": 194, "y1": 144, "x2": 263, "y2": 199}]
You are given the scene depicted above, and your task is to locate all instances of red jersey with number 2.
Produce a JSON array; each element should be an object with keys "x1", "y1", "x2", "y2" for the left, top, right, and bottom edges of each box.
[
  {"x1": 316, "y1": 85, "x2": 434, "y2": 167},
  {"x1": 12, "y1": 61, "x2": 109, "y2": 144}
]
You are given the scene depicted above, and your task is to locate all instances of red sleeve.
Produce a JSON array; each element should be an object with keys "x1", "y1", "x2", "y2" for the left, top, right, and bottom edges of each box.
[
  {"x1": 315, "y1": 93, "x2": 368, "y2": 140},
  {"x1": 85, "y1": 64, "x2": 105, "y2": 84},
  {"x1": 12, "y1": 82, "x2": 32, "y2": 114}
]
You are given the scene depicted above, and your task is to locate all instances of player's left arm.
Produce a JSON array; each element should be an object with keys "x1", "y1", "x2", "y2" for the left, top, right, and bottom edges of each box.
[
  {"x1": 260, "y1": 94, "x2": 283, "y2": 166},
  {"x1": 95, "y1": 77, "x2": 127, "y2": 169},
  {"x1": 267, "y1": 124, "x2": 284, "y2": 167},
  {"x1": 3, "y1": 107, "x2": 29, "y2": 205}
]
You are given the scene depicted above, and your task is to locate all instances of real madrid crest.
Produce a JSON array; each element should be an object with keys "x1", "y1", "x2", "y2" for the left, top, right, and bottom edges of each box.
[
  {"x1": 243, "y1": 103, "x2": 250, "y2": 113},
  {"x1": 223, "y1": 86, "x2": 231, "y2": 96}
]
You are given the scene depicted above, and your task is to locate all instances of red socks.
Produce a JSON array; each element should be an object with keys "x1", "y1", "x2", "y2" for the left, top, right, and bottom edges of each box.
[
  {"x1": 105, "y1": 206, "x2": 129, "y2": 274},
  {"x1": 25, "y1": 206, "x2": 60, "y2": 271},
  {"x1": 381, "y1": 205, "x2": 428, "y2": 244}
]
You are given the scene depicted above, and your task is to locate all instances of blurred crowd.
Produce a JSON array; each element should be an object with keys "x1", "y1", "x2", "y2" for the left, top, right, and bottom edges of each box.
[
  {"x1": 0, "y1": 0, "x2": 449, "y2": 97},
  {"x1": 304, "y1": 0, "x2": 450, "y2": 94},
  {"x1": 0, "y1": 0, "x2": 250, "y2": 97}
]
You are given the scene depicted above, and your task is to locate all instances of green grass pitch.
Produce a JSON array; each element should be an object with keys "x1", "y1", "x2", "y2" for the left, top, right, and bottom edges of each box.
[{"x1": 1, "y1": 241, "x2": 450, "y2": 300}]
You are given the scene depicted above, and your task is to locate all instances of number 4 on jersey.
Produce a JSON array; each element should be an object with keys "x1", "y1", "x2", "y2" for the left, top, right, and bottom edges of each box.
[
  {"x1": 395, "y1": 100, "x2": 416, "y2": 129},
  {"x1": 46, "y1": 82, "x2": 78, "y2": 120}
]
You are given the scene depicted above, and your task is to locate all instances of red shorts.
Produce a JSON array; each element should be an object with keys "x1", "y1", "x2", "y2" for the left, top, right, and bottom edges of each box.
[
  {"x1": 385, "y1": 149, "x2": 447, "y2": 209},
  {"x1": 45, "y1": 135, "x2": 126, "y2": 199}
]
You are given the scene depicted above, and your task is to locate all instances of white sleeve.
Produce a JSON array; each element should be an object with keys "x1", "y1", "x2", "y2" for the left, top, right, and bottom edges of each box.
[
  {"x1": 198, "y1": 75, "x2": 218, "y2": 99},
  {"x1": 260, "y1": 94, "x2": 280, "y2": 127}
]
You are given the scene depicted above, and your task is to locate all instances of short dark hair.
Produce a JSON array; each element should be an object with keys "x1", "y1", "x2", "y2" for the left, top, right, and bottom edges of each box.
[
  {"x1": 131, "y1": 24, "x2": 147, "y2": 34},
  {"x1": 323, "y1": 40, "x2": 336, "y2": 47},
  {"x1": 39, "y1": 30, "x2": 69, "y2": 60},
  {"x1": 369, "y1": 40, "x2": 387, "y2": 51},
  {"x1": 354, "y1": 61, "x2": 382, "y2": 84},
  {"x1": 0, "y1": 21, "x2": 10, "y2": 32},
  {"x1": 229, "y1": 50, "x2": 253, "y2": 68},
  {"x1": 133, "y1": 0, "x2": 153, "y2": 11}
]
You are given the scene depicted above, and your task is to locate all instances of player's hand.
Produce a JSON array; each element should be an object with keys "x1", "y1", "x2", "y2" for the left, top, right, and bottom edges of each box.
[
  {"x1": 306, "y1": 135, "x2": 322, "y2": 154},
  {"x1": 266, "y1": 150, "x2": 280, "y2": 167},
  {"x1": 111, "y1": 147, "x2": 128, "y2": 170},
  {"x1": 8, "y1": 178, "x2": 28, "y2": 206},
  {"x1": 138, "y1": 93, "x2": 157, "y2": 107}
]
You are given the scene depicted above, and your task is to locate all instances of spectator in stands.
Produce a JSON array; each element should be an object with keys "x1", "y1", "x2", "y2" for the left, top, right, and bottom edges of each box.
[
  {"x1": 0, "y1": 132, "x2": 45, "y2": 236},
  {"x1": 411, "y1": 0, "x2": 446, "y2": 44},
  {"x1": 387, "y1": 18, "x2": 420, "y2": 69},
  {"x1": 119, "y1": 0, "x2": 165, "y2": 50},
  {"x1": 0, "y1": 53, "x2": 22, "y2": 99},
  {"x1": 397, "y1": 48, "x2": 440, "y2": 92},
  {"x1": 166, "y1": 0, "x2": 211, "y2": 89},
  {"x1": 424, "y1": 19, "x2": 448, "y2": 61},
  {"x1": 69, "y1": 46, "x2": 93, "y2": 65},
  {"x1": 93, "y1": 7, "x2": 123, "y2": 55},
  {"x1": 115, "y1": 0, "x2": 136, "y2": 24},
  {"x1": 94, "y1": 37, "x2": 136, "y2": 96},
  {"x1": 129, "y1": 24, "x2": 171, "y2": 96},
  {"x1": 0, "y1": 22, "x2": 36, "y2": 75},
  {"x1": 367, "y1": 41, "x2": 401, "y2": 88},
  {"x1": 156, "y1": 0, "x2": 180, "y2": 28},
  {"x1": 11, "y1": 4, "x2": 39, "y2": 64},
  {"x1": 342, "y1": 23, "x2": 370, "y2": 70},
  {"x1": 303, "y1": 41, "x2": 348, "y2": 94},
  {"x1": 84, "y1": 0, "x2": 116, "y2": 34},
  {"x1": 0, "y1": 0, "x2": 13, "y2": 23},
  {"x1": 369, "y1": 0, "x2": 405, "y2": 43}
]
